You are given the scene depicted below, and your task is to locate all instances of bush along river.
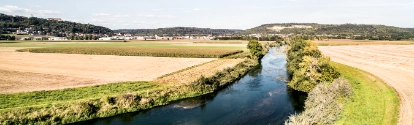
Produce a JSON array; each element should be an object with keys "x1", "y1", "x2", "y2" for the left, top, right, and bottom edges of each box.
[{"x1": 75, "y1": 47, "x2": 307, "y2": 125}]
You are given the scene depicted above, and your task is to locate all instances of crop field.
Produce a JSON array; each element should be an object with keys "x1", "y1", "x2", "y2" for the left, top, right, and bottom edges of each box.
[
  {"x1": 315, "y1": 39, "x2": 414, "y2": 46},
  {"x1": 0, "y1": 40, "x2": 257, "y2": 124},
  {"x1": 0, "y1": 47, "x2": 218, "y2": 94},
  {"x1": 17, "y1": 47, "x2": 243, "y2": 58},
  {"x1": 320, "y1": 45, "x2": 414, "y2": 125},
  {"x1": 0, "y1": 40, "x2": 247, "y2": 50},
  {"x1": 155, "y1": 59, "x2": 245, "y2": 86}
]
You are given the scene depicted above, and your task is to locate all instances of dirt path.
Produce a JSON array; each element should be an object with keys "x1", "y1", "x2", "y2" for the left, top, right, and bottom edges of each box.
[
  {"x1": 319, "y1": 45, "x2": 414, "y2": 125},
  {"x1": 0, "y1": 47, "x2": 216, "y2": 94}
]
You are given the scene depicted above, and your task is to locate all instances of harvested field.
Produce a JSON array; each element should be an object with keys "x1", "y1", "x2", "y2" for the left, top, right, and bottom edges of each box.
[
  {"x1": 17, "y1": 47, "x2": 243, "y2": 58},
  {"x1": 315, "y1": 39, "x2": 414, "y2": 46},
  {"x1": 319, "y1": 45, "x2": 414, "y2": 125},
  {"x1": 154, "y1": 59, "x2": 245, "y2": 86},
  {"x1": 0, "y1": 48, "x2": 216, "y2": 94}
]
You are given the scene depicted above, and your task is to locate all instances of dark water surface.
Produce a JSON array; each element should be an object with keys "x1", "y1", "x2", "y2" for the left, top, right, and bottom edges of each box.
[{"x1": 77, "y1": 47, "x2": 306, "y2": 125}]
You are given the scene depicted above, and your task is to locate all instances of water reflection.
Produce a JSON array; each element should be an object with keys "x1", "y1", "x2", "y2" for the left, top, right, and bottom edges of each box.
[{"x1": 75, "y1": 47, "x2": 306, "y2": 125}]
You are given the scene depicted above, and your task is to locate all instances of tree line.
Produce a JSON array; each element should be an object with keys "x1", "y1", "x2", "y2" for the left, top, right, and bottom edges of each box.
[
  {"x1": 0, "y1": 13, "x2": 112, "y2": 36},
  {"x1": 114, "y1": 27, "x2": 242, "y2": 36},
  {"x1": 242, "y1": 23, "x2": 414, "y2": 40}
]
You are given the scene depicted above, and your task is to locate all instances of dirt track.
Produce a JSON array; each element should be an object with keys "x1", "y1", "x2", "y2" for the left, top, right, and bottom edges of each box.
[
  {"x1": 319, "y1": 45, "x2": 414, "y2": 125},
  {"x1": 0, "y1": 48, "x2": 215, "y2": 94}
]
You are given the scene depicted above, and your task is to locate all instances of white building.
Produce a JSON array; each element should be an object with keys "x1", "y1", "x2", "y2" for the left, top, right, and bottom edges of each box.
[
  {"x1": 49, "y1": 37, "x2": 67, "y2": 40},
  {"x1": 99, "y1": 37, "x2": 112, "y2": 40}
]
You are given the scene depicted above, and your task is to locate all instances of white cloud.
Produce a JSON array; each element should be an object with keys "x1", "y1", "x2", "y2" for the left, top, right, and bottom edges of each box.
[
  {"x1": 137, "y1": 14, "x2": 176, "y2": 18},
  {"x1": 37, "y1": 10, "x2": 60, "y2": 15},
  {"x1": 0, "y1": 5, "x2": 31, "y2": 13},
  {"x1": 152, "y1": 9, "x2": 162, "y2": 11},
  {"x1": 184, "y1": 8, "x2": 201, "y2": 13},
  {"x1": 157, "y1": 15, "x2": 177, "y2": 18},
  {"x1": 114, "y1": 14, "x2": 130, "y2": 18},
  {"x1": 92, "y1": 13, "x2": 111, "y2": 16},
  {"x1": 0, "y1": 5, "x2": 60, "y2": 16}
]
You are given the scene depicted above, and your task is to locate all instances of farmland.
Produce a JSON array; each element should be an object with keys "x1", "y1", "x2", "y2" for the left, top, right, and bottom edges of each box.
[
  {"x1": 0, "y1": 40, "x2": 259, "y2": 124},
  {"x1": 320, "y1": 45, "x2": 414, "y2": 125},
  {"x1": 315, "y1": 39, "x2": 414, "y2": 46},
  {"x1": 0, "y1": 40, "x2": 249, "y2": 94},
  {"x1": 17, "y1": 47, "x2": 243, "y2": 58}
]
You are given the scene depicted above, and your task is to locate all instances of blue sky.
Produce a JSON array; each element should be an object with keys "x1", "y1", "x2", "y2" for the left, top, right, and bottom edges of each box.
[{"x1": 1, "y1": 0, "x2": 413, "y2": 29}]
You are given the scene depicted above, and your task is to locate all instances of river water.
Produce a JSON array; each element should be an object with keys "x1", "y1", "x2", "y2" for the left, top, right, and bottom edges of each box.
[{"x1": 77, "y1": 47, "x2": 306, "y2": 125}]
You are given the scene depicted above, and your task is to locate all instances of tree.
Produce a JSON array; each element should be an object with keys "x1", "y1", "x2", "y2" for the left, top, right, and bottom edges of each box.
[{"x1": 247, "y1": 40, "x2": 264, "y2": 59}]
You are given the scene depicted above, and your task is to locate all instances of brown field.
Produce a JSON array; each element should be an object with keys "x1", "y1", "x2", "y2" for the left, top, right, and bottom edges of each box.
[
  {"x1": 319, "y1": 45, "x2": 414, "y2": 125},
  {"x1": 315, "y1": 39, "x2": 414, "y2": 46},
  {"x1": 155, "y1": 59, "x2": 245, "y2": 86},
  {"x1": 0, "y1": 48, "x2": 216, "y2": 94}
]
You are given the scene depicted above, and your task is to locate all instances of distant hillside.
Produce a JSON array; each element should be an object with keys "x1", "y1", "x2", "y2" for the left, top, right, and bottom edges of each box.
[
  {"x1": 0, "y1": 13, "x2": 112, "y2": 36},
  {"x1": 242, "y1": 23, "x2": 414, "y2": 40},
  {"x1": 114, "y1": 27, "x2": 242, "y2": 36}
]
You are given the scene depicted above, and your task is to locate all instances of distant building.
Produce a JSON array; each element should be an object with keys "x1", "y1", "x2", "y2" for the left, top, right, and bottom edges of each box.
[
  {"x1": 49, "y1": 37, "x2": 67, "y2": 40},
  {"x1": 47, "y1": 18, "x2": 62, "y2": 21},
  {"x1": 99, "y1": 37, "x2": 112, "y2": 40}
]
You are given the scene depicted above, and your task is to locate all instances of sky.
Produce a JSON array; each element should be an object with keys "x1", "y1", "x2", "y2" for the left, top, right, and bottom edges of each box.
[{"x1": 1, "y1": 0, "x2": 413, "y2": 30}]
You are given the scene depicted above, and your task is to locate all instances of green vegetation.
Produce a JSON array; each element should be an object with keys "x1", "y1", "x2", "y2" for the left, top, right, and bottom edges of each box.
[
  {"x1": 0, "y1": 34, "x2": 16, "y2": 40},
  {"x1": 0, "y1": 82, "x2": 159, "y2": 110},
  {"x1": 247, "y1": 40, "x2": 264, "y2": 59},
  {"x1": 285, "y1": 77, "x2": 353, "y2": 125},
  {"x1": 213, "y1": 36, "x2": 284, "y2": 41},
  {"x1": 286, "y1": 38, "x2": 339, "y2": 92},
  {"x1": 242, "y1": 23, "x2": 414, "y2": 40},
  {"x1": 332, "y1": 62, "x2": 399, "y2": 125},
  {"x1": 0, "y1": 58, "x2": 258, "y2": 124},
  {"x1": 0, "y1": 13, "x2": 112, "y2": 36},
  {"x1": 114, "y1": 27, "x2": 241, "y2": 36},
  {"x1": 17, "y1": 47, "x2": 243, "y2": 58}
]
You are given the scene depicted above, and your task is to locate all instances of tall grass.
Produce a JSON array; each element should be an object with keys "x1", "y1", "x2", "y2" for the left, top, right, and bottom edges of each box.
[
  {"x1": 17, "y1": 47, "x2": 243, "y2": 58},
  {"x1": 285, "y1": 77, "x2": 353, "y2": 125}
]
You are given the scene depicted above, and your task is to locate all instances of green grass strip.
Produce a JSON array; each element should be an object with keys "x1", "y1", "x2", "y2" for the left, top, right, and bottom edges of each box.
[
  {"x1": 0, "y1": 82, "x2": 159, "y2": 110},
  {"x1": 332, "y1": 62, "x2": 399, "y2": 125}
]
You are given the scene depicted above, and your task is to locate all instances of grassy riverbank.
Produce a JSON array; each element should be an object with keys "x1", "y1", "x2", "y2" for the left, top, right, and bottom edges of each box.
[
  {"x1": 332, "y1": 62, "x2": 399, "y2": 125},
  {"x1": 0, "y1": 59, "x2": 258, "y2": 124}
]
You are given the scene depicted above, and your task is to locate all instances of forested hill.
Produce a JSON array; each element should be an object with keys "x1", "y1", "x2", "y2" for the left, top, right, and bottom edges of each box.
[
  {"x1": 114, "y1": 27, "x2": 242, "y2": 36},
  {"x1": 0, "y1": 13, "x2": 112, "y2": 36},
  {"x1": 241, "y1": 23, "x2": 414, "y2": 40}
]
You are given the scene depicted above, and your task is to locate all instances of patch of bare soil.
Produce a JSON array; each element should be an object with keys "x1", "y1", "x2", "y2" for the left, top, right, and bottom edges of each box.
[
  {"x1": 0, "y1": 47, "x2": 215, "y2": 94},
  {"x1": 319, "y1": 45, "x2": 414, "y2": 125}
]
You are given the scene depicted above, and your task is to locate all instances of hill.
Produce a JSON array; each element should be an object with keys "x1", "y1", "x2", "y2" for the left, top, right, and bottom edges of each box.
[
  {"x1": 241, "y1": 23, "x2": 414, "y2": 40},
  {"x1": 114, "y1": 27, "x2": 242, "y2": 36},
  {"x1": 0, "y1": 13, "x2": 112, "y2": 37}
]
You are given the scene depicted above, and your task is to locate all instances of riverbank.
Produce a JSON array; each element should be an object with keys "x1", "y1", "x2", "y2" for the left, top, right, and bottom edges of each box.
[
  {"x1": 0, "y1": 58, "x2": 258, "y2": 124},
  {"x1": 284, "y1": 38, "x2": 399, "y2": 124}
]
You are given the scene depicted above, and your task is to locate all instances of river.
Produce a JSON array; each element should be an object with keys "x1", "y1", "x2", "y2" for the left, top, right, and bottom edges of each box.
[{"x1": 75, "y1": 47, "x2": 306, "y2": 125}]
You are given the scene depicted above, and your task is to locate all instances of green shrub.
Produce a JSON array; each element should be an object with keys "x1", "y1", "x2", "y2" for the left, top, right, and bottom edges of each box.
[
  {"x1": 286, "y1": 38, "x2": 339, "y2": 92},
  {"x1": 247, "y1": 40, "x2": 264, "y2": 59}
]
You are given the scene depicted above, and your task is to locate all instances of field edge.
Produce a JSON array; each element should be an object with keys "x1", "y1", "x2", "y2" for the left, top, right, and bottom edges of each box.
[{"x1": 332, "y1": 62, "x2": 399, "y2": 125}]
